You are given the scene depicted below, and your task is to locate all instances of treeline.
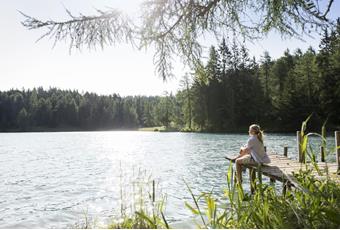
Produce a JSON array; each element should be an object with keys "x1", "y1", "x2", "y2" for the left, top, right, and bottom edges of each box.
[
  {"x1": 0, "y1": 88, "x2": 180, "y2": 131},
  {"x1": 1, "y1": 21, "x2": 339, "y2": 132}
]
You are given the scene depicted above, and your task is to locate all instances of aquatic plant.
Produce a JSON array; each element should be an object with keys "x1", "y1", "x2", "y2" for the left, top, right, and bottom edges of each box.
[
  {"x1": 108, "y1": 168, "x2": 169, "y2": 229},
  {"x1": 107, "y1": 181, "x2": 168, "y2": 228},
  {"x1": 74, "y1": 167, "x2": 169, "y2": 229}
]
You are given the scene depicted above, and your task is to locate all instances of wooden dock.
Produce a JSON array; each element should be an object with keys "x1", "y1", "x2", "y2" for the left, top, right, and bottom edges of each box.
[
  {"x1": 225, "y1": 131, "x2": 340, "y2": 192},
  {"x1": 226, "y1": 154, "x2": 339, "y2": 185}
]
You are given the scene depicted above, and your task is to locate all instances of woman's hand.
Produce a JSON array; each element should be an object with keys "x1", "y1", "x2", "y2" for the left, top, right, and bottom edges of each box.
[
  {"x1": 243, "y1": 147, "x2": 250, "y2": 154},
  {"x1": 239, "y1": 147, "x2": 250, "y2": 155}
]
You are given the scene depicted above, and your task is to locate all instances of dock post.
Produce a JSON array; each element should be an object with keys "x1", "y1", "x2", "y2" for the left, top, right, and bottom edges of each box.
[
  {"x1": 249, "y1": 168, "x2": 256, "y2": 194},
  {"x1": 297, "y1": 131, "x2": 304, "y2": 163},
  {"x1": 257, "y1": 165, "x2": 263, "y2": 197},
  {"x1": 284, "y1": 146, "x2": 288, "y2": 157},
  {"x1": 257, "y1": 165, "x2": 262, "y2": 185},
  {"x1": 264, "y1": 146, "x2": 267, "y2": 153},
  {"x1": 336, "y1": 131, "x2": 340, "y2": 174},
  {"x1": 320, "y1": 146, "x2": 325, "y2": 162}
]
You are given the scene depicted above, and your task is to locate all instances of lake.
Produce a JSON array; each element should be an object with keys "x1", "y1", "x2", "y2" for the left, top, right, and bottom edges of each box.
[{"x1": 0, "y1": 131, "x2": 336, "y2": 228}]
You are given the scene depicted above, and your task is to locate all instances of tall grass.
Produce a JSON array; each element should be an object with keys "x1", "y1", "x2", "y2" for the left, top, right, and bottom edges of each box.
[
  {"x1": 185, "y1": 164, "x2": 340, "y2": 228},
  {"x1": 108, "y1": 168, "x2": 169, "y2": 229},
  {"x1": 74, "y1": 168, "x2": 169, "y2": 229}
]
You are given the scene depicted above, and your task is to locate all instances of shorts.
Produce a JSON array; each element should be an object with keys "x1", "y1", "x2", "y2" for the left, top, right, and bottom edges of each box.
[{"x1": 237, "y1": 154, "x2": 256, "y2": 164}]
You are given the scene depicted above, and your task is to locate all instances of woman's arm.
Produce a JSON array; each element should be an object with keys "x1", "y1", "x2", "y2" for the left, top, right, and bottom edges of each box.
[
  {"x1": 241, "y1": 147, "x2": 251, "y2": 154},
  {"x1": 231, "y1": 137, "x2": 253, "y2": 160},
  {"x1": 233, "y1": 147, "x2": 251, "y2": 160}
]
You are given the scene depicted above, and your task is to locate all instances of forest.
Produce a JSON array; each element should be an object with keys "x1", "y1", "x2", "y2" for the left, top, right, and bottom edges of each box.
[{"x1": 1, "y1": 20, "x2": 339, "y2": 132}]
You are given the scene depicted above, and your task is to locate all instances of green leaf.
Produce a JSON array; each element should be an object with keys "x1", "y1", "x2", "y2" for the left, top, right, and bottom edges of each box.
[
  {"x1": 301, "y1": 135, "x2": 308, "y2": 153},
  {"x1": 205, "y1": 195, "x2": 216, "y2": 221},
  {"x1": 161, "y1": 211, "x2": 170, "y2": 229},
  {"x1": 185, "y1": 201, "x2": 199, "y2": 215},
  {"x1": 301, "y1": 114, "x2": 313, "y2": 136},
  {"x1": 227, "y1": 162, "x2": 233, "y2": 187},
  {"x1": 135, "y1": 211, "x2": 157, "y2": 228},
  {"x1": 183, "y1": 179, "x2": 206, "y2": 226}
]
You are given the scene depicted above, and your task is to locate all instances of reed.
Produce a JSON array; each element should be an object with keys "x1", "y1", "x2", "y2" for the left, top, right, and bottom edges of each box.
[
  {"x1": 74, "y1": 168, "x2": 169, "y2": 229},
  {"x1": 108, "y1": 168, "x2": 169, "y2": 229}
]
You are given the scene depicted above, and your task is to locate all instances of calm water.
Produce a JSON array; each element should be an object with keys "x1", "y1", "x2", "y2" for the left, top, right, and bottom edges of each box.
[{"x1": 0, "y1": 131, "x2": 336, "y2": 228}]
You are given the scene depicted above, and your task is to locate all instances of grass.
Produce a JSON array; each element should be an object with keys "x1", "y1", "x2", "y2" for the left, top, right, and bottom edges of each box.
[
  {"x1": 107, "y1": 173, "x2": 169, "y2": 229},
  {"x1": 74, "y1": 168, "x2": 169, "y2": 229},
  {"x1": 185, "y1": 163, "x2": 340, "y2": 228}
]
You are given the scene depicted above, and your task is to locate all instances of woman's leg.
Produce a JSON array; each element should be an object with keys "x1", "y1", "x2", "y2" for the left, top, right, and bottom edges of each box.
[{"x1": 235, "y1": 154, "x2": 252, "y2": 183}]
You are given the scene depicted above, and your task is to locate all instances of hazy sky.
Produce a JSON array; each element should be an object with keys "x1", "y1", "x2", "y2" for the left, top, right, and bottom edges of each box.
[{"x1": 1, "y1": 1, "x2": 339, "y2": 96}]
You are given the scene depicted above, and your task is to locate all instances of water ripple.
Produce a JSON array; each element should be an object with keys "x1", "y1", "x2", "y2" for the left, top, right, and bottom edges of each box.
[{"x1": 0, "y1": 131, "x2": 334, "y2": 228}]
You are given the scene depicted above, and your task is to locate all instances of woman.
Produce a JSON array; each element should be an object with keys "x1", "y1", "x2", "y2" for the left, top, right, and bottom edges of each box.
[{"x1": 234, "y1": 124, "x2": 270, "y2": 183}]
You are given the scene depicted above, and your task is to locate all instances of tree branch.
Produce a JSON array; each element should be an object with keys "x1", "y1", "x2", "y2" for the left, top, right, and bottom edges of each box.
[{"x1": 19, "y1": 0, "x2": 335, "y2": 81}]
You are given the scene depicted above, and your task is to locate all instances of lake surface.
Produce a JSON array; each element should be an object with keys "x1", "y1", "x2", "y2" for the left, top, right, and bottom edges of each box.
[{"x1": 0, "y1": 131, "x2": 336, "y2": 228}]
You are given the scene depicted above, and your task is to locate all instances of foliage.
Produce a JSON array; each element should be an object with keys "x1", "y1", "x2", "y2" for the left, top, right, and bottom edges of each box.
[
  {"x1": 0, "y1": 88, "x2": 172, "y2": 131},
  {"x1": 107, "y1": 197, "x2": 168, "y2": 229},
  {"x1": 108, "y1": 169, "x2": 169, "y2": 229},
  {"x1": 20, "y1": 0, "x2": 335, "y2": 79}
]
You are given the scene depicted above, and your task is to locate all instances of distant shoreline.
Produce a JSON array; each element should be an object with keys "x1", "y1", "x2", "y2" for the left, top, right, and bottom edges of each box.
[{"x1": 0, "y1": 126, "x2": 337, "y2": 135}]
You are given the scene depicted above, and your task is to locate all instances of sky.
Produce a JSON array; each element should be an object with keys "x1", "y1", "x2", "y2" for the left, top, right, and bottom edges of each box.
[{"x1": 1, "y1": 0, "x2": 339, "y2": 96}]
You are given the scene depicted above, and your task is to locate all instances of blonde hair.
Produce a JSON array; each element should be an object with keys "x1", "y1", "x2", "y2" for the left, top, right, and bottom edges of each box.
[{"x1": 250, "y1": 124, "x2": 264, "y2": 144}]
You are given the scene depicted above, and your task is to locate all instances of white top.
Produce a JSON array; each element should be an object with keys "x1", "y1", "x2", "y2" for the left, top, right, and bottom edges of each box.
[{"x1": 246, "y1": 135, "x2": 271, "y2": 164}]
